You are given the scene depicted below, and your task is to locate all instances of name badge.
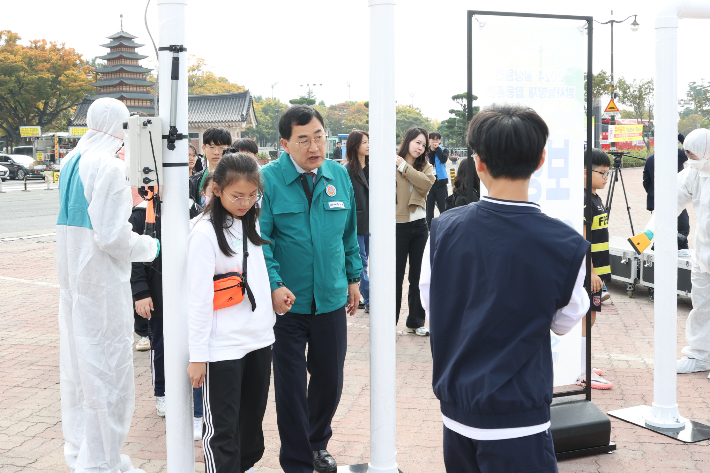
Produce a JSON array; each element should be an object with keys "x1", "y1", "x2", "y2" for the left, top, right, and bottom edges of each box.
[{"x1": 329, "y1": 201, "x2": 345, "y2": 209}]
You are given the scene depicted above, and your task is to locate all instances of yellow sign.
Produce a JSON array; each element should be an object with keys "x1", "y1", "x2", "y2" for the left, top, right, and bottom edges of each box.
[
  {"x1": 609, "y1": 124, "x2": 644, "y2": 142},
  {"x1": 36, "y1": 152, "x2": 44, "y2": 160},
  {"x1": 54, "y1": 172, "x2": 60, "y2": 183},
  {"x1": 69, "y1": 127, "x2": 88, "y2": 137},
  {"x1": 20, "y1": 126, "x2": 41, "y2": 137},
  {"x1": 605, "y1": 98, "x2": 620, "y2": 113}
]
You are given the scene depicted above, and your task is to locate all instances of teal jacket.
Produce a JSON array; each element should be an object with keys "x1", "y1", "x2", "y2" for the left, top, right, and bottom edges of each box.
[{"x1": 260, "y1": 153, "x2": 362, "y2": 314}]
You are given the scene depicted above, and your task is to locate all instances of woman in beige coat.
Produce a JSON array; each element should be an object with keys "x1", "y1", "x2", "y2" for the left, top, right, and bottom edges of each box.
[{"x1": 395, "y1": 127, "x2": 436, "y2": 335}]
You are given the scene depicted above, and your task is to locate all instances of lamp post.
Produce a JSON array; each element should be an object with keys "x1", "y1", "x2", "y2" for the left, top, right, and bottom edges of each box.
[{"x1": 594, "y1": 11, "x2": 639, "y2": 149}]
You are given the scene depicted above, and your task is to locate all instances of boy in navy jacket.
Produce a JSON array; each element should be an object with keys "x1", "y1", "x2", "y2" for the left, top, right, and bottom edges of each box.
[{"x1": 420, "y1": 104, "x2": 590, "y2": 473}]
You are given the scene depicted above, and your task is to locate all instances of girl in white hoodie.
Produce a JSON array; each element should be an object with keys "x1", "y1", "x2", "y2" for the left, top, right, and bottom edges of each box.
[{"x1": 187, "y1": 151, "x2": 276, "y2": 473}]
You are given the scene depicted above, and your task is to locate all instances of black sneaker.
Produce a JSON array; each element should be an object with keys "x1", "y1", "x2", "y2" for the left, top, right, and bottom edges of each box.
[
  {"x1": 364, "y1": 304, "x2": 369, "y2": 313},
  {"x1": 313, "y1": 450, "x2": 337, "y2": 473},
  {"x1": 358, "y1": 301, "x2": 365, "y2": 310}
]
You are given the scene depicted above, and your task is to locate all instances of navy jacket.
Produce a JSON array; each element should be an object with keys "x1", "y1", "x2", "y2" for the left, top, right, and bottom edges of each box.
[
  {"x1": 428, "y1": 198, "x2": 589, "y2": 429},
  {"x1": 642, "y1": 149, "x2": 687, "y2": 211}
]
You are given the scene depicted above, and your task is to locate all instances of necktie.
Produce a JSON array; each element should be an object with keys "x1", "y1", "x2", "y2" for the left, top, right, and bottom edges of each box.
[{"x1": 304, "y1": 172, "x2": 316, "y2": 190}]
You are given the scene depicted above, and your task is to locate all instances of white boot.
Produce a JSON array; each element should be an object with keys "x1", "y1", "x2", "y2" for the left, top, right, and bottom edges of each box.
[{"x1": 120, "y1": 455, "x2": 134, "y2": 472}]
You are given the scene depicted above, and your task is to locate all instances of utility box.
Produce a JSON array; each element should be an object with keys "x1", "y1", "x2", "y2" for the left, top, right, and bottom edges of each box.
[
  {"x1": 124, "y1": 116, "x2": 163, "y2": 188},
  {"x1": 609, "y1": 236, "x2": 639, "y2": 297},
  {"x1": 639, "y1": 249, "x2": 693, "y2": 296}
]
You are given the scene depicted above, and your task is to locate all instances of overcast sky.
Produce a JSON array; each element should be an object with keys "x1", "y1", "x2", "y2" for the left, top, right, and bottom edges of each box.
[{"x1": 5, "y1": 0, "x2": 710, "y2": 122}]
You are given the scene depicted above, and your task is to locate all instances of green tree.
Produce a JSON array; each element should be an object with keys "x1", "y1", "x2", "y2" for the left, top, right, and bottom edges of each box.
[
  {"x1": 584, "y1": 70, "x2": 613, "y2": 109},
  {"x1": 438, "y1": 93, "x2": 478, "y2": 148},
  {"x1": 685, "y1": 80, "x2": 710, "y2": 121},
  {"x1": 616, "y1": 77, "x2": 654, "y2": 150},
  {"x1": 289, "y1": 97, "x2": 316, "y2": 106},
  {"x1": 187, "y1": 55, "x2": 244, "y2": 95},
  {"x1": 396, "y1": 106, "x2": 433, "y2": 142},
  {"x1": 0, "y1": 30, "x2": 93, "y2": 147},
  {"x1": 678, "y1": 113, "x2": 709, "y2": 136},
  {"x1": 243, "y1": 96, "x2": 289, "y2": 146}
]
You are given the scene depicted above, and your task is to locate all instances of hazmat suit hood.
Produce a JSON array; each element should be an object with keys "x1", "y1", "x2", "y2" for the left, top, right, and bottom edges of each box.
[
  {"x1": 62, "y1": 97, "x2": 129, "y2": 170},
  {"x1": 684, "y1": 128, "x2": 710, "y2": 176}
]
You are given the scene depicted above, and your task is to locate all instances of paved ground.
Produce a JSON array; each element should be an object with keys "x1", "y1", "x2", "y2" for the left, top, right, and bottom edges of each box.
[{"x1": 2, "y1": 167, "x2": 710, "y2": 472}]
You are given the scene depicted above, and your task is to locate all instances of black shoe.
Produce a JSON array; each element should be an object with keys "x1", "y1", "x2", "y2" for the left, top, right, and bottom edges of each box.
[
  {"x1": 358, "y1": 301, "x2": 365, "y2": 309},
  {"x1": 313, "y1": 450, "x2": 337, "y2": 473},
  {"x1": 364, "y1": 303, "x2": 369, "y2": 313}
]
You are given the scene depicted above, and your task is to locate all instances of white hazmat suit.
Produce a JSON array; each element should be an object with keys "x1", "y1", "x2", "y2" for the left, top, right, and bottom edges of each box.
[
  {"x1": 642, "y1": 129, "x2": 710, "y2": 373},
  {"x1": 57, "y1": 98, "x2": 158, "y2": 472}
]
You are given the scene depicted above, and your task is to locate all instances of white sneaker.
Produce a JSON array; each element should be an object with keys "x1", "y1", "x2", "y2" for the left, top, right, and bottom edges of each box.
[
  {"x1": 120, "y1": 454, "x2": 134, "y2": 472},
  {"x1": 677, "y1": 356, "x2": 710, "y2": 373},
  {"x1": 136, "y1": 336, "x2": 151, "y2": 351},
  {"x1": 601, "y1": 292, "x2": 611, "y2": 302},
  {"x1": 156, "y1": 396, "x2": 166, "y2": 417},
  {"x1": 244, "y1": 468, "x2": 254, "y2": 473},
  {"x1": 405, "y1": 326, "x2": 430, "y2": 336},
  {"x1": 194, "y1": 417, "x2": 202, "y2": 441}
]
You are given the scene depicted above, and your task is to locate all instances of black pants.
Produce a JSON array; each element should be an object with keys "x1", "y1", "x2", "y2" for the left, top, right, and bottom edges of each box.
[
  {"x1": 396, "y1": 219, "x2": 429, "y2": 328},
  {"x1": 134, "y1": 311, "x2": 150, "y2": 337},
  {"x1": 443, "y1": 426, "x2": 558, "y2": 473},
  {"x1": 202, "y1": 346, "x2": 272, "y2": 473},
  {"x1": 146, "y1": 315, "x2": 165, "y2": 397},
  {"x1": 679, "y1": 209, "x2": 690, "y2": 249},
  {"x1": 273, "y1": 306, "x2": 348, "y2": 473},
  {"x1": 426, "y1": 179, "x2": 449, "y2": 228}
]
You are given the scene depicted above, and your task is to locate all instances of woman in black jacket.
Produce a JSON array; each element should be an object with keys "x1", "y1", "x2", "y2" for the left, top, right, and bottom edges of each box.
[
  {"x1": 344, "y1": 130, "x2": 370, "y2": 312},
  {"x1": 445, "y1": 157, "x2": 479, "y2": 211}
]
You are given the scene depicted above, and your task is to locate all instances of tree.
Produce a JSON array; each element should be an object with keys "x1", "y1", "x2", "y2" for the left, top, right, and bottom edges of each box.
[
  {"x1": 584, "y1": 70, "x2": 613, "y2": 108},
  {"x1": 685, "y1": 80, "x2": 710, "y2": 121},
  {"x1": 0, "y1": 30, "x2": 93, "y2": 147},
  {"x1": 243, "y1": 96, "x2": 289, "y2": 146},
  {"x1": 678, "y1": 113, "x2": 709, "y2": 136},
  {"x1": 438, "y1": 93, "x2": 478, "y2": 148},
  {"x1": 396, "y1": 106, "x2": 433, "y2": 142},
  {"x1": 187, "y1": 55, "x2": 244, "y2": 95},
  {"x1": 616, "y1": 77, "x2": 654, "y2": 150},
  {"x1": 289, "y1": 97, "x2": 316, "y2": 106}
]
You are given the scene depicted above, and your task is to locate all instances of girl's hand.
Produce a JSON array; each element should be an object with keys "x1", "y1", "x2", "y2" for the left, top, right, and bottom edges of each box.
[
  {"x1": 396, "y1": 155, "x2": 405, "y2": 167},
  {"x1": 187, "y1": 362, "x2": 206, "y2": 388},
  {"x1": 135, "y1": 297, "x2": 154, "y2": 319}
]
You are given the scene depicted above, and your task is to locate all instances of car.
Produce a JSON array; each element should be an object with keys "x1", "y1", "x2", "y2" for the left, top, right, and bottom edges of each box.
[
  {"x1": 0, "y1": 154, "x2": 44, "y2": 180},
  {"x1": 0, "y1": 164, "x2": 8, "y2": 181}
]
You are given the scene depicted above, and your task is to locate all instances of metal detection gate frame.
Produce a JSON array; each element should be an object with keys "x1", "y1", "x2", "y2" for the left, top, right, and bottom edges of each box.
[{"x1": 466, "y1": 11, "x2": 617, "y2": 460}]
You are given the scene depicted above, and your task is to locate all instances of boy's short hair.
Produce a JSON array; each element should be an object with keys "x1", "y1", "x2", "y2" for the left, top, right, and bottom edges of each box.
[
  {"x1": 233, "y1": 137, "x2": 259, "y2": 155},
  {"x1": 588, "y1": 148, "x2": 611, "y2": 168},
  {"x1": 429, "y1": 132, "x2": 442, "y2": 140},
  {"x1": 466, "y1": 104, "x2": 549, "y2": 180},
  {"x1": 203, "y1": 127, "x2": 232, "y2": 146},
  {"x1": 278, "y1": 105, "x2": 325, "y2": 141}
]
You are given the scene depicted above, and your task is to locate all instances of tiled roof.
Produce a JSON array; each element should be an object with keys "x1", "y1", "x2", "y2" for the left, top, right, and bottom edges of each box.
[
  {"x1": 90, "y1": 92, "x2": 155, "y2": 100},
  {"x1": 188, "y1": 91, "x2": 253, "y2": 127},
  {"x1": 100, "y1": 39, "x2": 145, "y2": 49},
  {"x1": 68, "y1": 98, "x2": 93, "y2": 127},
  {"x1": 107, "y1": 30, "x2": 138, "y2": 40},
  {"x1": 92, "y1": 78, "x2": 155, "y2": 88},
  {"x1": 94, "y1": 65, "x2": 152, "y2": 74},
  {"x1": 98, "y1": 51, "x2": 148, "y2": 61}
]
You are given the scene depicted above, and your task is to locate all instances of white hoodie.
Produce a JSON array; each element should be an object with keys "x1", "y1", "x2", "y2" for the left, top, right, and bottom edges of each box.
[{"x1": 188, "y1": 215, "x2": 275, "y2": 362}]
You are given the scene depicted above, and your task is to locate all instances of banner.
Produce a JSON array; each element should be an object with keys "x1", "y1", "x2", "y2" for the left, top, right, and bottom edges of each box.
[
  {"x1": 608, "y1": 124, "x2": 643, "y2": 142},
  {"x1": 69, "y1": 127, "x2": 88, "y2": 137},
  {"x1": 20, "y1": 126, "x2": 41, "y2": 137},
  {"x1": 474, "y1": 17, "x2": 585, "y2": 386}
]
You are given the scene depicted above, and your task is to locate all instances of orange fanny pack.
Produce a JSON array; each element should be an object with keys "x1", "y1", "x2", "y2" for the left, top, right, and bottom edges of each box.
[
  {"x1": 212, "y1": 220, "x2": 257, "y2": 312},
  {"x1": 213, "y1": 272, "x2": 245, "y2": 310}
]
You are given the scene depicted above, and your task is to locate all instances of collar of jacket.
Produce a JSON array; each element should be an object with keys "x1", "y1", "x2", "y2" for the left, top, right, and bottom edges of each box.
[{"x1": 278, "y1": 151, "x2": 333, "y2": 184}]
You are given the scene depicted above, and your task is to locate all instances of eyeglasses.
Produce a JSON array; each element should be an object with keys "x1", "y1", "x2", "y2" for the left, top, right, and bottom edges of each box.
[
  {"x1": 206, "y1": 144, "x2": 230, "y2": 152},
  {"x1": 224, "y1": 192, "x2": 263, "y2": 206},
  {"x1": 290, "y1": 135, "x2": 327, "y2": 149},
  {"x1": 593, "y1": 170, "x2": 610, "y2": 179}
]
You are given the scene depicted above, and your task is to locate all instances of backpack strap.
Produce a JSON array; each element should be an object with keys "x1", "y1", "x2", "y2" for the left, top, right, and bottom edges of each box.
[{"x1": 242, "y1": 219, "x2": 257, "y2": 311}]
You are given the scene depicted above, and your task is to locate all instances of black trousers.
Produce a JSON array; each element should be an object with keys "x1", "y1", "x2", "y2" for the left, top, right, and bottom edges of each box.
[
  {"x1": 273, "y1": 306, "x2": 348, "y2": 473},
  {"x1": 146, "y1": 315, "x2": 165, "y2": 397},
  {"x1": 134, "y1": 311, "x2": 150, "y2": 337},
  {"x1": 202, "y1": 346, "x2": 272, "y2": 473},
  {"x1": 426, "y1": 179, "x2": 449, "y2": 228},
  {"x1": 396, "y1": 219, "x2": 429, "y2": 328}
]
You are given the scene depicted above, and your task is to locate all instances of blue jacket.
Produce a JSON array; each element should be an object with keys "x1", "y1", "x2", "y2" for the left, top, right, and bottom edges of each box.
[
  {"x1": 428, "y1": 198, "x2": 589, "y2": 429},
  {"x1": 429, "y1": 146, "x2": 449, "y2": 180}
]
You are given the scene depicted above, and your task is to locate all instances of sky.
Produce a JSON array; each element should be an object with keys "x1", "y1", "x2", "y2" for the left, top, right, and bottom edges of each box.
[{"x1": 4, "y1": 0, "x2": 710, "y2": 122}]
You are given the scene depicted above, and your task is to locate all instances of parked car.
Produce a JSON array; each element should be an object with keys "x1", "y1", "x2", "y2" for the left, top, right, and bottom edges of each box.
[
  {"x1": 0, "y1": 154, "x2": 43, "y2": 180},
  {"x1": 0, "y1": 164, "x2": 8, "y2": 181}
]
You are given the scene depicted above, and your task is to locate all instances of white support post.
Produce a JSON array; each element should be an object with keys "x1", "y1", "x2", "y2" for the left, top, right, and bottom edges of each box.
[
  {"x1": 157, "y1": 0, "x2": 194, "y2": 469},
  {"x1": 368, "y1": 1, "x2": 398, "y2": 472},
  {"x1": 646, "y1": 1, "x2": 710, "y2": 429}
]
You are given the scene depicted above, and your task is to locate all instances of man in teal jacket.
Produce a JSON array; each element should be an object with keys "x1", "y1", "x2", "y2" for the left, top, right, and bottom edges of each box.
[{"x1": 260, "y1": 105, "x2": 362, "y2": 473}]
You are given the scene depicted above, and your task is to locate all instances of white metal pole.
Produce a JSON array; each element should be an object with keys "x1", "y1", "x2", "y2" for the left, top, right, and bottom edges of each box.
[
  {"x1": 646, "y1": 1, "x2": 710, "y2": 429},
  {"x1": 368, "y1": 1, "x2": 398, "y2": 472},
  {"x1": 157, "y1": 0, "x2": 194, "y2": 468}
]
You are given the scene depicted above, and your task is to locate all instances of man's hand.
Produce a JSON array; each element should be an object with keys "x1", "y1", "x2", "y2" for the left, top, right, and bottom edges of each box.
[
  {"x1": 396, "y1": 155, "x2": 405, "y2": 167},
  {"x1": 272, "y1": 286, "x2": 296, "y2": 314},
  {"x1": 346, "y1": 283, "x2": 361, "y2": 316},
  {"x1": 591, "y1": 272, "x2": 603, "y2": 293},
  {"x1": 135, "y1": 297, "x2": 154, "y2": 320},
  {"x1": 187, "y1": 362, "x2": 206, "y2": 388}
]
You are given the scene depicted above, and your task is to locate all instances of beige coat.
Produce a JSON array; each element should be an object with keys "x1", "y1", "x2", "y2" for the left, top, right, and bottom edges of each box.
[{"x1": 396, "y1": 161, "x2": 436, "y2": 222}]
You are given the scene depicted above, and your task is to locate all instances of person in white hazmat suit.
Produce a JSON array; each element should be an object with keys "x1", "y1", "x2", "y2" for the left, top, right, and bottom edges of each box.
[
  {"x1": 57, "y1": 97, "x2": 158, "y2": 473},
  {"x1": 629, "y1": 128, "x2": 710, "y2": 375}
]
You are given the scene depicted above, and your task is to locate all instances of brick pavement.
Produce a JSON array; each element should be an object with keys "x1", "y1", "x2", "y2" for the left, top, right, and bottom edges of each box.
[{"x1": 1, "y1": 166, "x2": 710, "y2": 472}]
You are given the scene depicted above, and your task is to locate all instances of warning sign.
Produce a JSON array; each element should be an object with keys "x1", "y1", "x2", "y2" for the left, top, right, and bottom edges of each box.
[{"x1": 605, "y1": 98, "x2": 620, "y2": 113}]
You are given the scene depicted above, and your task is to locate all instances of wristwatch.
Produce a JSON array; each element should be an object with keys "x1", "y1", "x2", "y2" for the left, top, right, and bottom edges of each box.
[
  {"x1": 348, "y1": 277, "x2": 361, "y2": 284},
  {"x1": 276, "y1": 281, "x2": 286, "y2": 288}
]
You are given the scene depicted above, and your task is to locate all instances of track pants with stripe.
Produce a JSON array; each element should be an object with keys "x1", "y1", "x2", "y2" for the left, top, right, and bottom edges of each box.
[{"x1": 202, "y1": 345, "x2": 272, "y2": 473}]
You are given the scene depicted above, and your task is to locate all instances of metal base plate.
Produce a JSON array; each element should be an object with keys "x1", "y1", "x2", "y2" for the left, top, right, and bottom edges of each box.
[
  {"x1": 608, "y1": 405, "x2": 710, "y2": 443},
  {"x1": 338, "y1": 466, "x2": 403, "y2": 472},
  {"x1": 556, "y1": 443, "x2": 616, "y2": 460}
]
